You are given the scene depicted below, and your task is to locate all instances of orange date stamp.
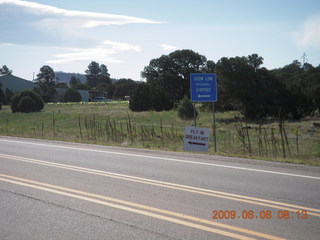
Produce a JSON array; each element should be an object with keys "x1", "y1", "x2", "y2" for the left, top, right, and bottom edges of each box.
[{"x1": 212, "y1": 210, "x2": 308, "y2": 220}]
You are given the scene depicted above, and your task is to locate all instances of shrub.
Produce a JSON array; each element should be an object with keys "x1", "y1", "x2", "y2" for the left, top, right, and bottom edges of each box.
[
  {"x1": 5, "y1": 88, "x2": 14, "y2": 105},
  {"x1": 177, "y1": 96, "x2": 198, "y2": 120},
  {"x1": 11, "y1": 90, "x2": 44, "y2": 113},
  {"x1": 149, "y1": 86, "x2": 174, "y2": 111},
  {"x1": 17, "y1": 96, "x2": 37, "y2": 113},
  {"x1": 0, "y1": 85, "x2": 4, "y2": 109},
  {"x1": 129, "y1": 83, "x2": 151, "y2": 111},
  {"x1": 129, "y1": 83, "x2": 174, "y2": 112},
  {"x1": 64, "y1": 88, "x2": 82, "y2": 102}
]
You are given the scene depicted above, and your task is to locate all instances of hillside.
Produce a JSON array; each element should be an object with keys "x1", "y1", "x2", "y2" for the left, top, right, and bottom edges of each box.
[
  {"x1": 55, "y1": 72, "x2": 86, "y2": 83},
  {"x1": 55, "y1": 71, "x2": 120, "y2": 84}
]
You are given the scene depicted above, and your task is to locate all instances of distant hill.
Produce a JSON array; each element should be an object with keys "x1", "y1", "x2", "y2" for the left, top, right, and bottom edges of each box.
[
  {"x1": 55, "y1": 72, "x2": 86, "y2": 83},
  {"x1": 55, "y1": 71, "x2": 120, "y2": 84}
]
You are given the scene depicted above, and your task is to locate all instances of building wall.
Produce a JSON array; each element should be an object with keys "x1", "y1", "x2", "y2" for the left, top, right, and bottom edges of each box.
[
  {"x1": 56, "y1": 88, "x2": 89, "y2": 102},
  {"x1": 89, "y1": 90, "x2": 108, "y2": 101},
  {"x1": 78, "y1": 89, "x2": 89, "y2": 102}
]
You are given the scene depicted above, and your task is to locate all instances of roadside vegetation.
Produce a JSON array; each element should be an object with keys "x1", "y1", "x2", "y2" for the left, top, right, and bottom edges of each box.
[
  {"x1": 0, "y1": 102, "x2": 319, "y2": 166},
  {"x1": 1, "y1": 50, "x2": 319, "y2": 165}
]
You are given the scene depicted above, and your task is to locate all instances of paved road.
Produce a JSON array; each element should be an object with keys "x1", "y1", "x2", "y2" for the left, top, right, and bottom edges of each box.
[{"x1": 0, "y1": 136, "x2": 319, "y2": 239}]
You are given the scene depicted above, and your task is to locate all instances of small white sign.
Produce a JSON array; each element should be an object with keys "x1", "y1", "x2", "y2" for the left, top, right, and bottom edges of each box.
[{"x1": 184, "y1": 126, "x2": 210, "y2": 152}]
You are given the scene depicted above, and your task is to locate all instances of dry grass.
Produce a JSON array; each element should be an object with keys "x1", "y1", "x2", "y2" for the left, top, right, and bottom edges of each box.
[{"x1": 0, "y1": 102, "x2": 319, "y2": 165}]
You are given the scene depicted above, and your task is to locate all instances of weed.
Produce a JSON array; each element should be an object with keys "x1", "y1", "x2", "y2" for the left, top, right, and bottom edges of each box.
[{"x1": 0, "y1": 103, "x2": 319, "y2": 165}]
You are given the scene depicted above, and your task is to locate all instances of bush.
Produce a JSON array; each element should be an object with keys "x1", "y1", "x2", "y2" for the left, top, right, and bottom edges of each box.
[
  {"x1": 64, "y1": 89, "x2": 82, "y2": 102},
  {"x1": 129, "y1": 83, "x2": 174, "y2": 112},
  {"x1": 17, "y1": 96, "x2": 37, "y2": 113},
  {"x1": 129, "y1": 83, "x2": 151, "y2": 111},
  {"x1": 0, "y1": 85, "x2": 4, "y2": 109},
  {"x1": 11, "y1": 90, "x2": 44, "y2": 113},
  {"x1": 177, "y1": 96, "x2": 198, "y2": 120},
  {"x1": 149, "y1": 86, "x2": 174, "y2": 111},
  {"x1": 5, "y1": 88, "x2": 14, "y2": 105}
]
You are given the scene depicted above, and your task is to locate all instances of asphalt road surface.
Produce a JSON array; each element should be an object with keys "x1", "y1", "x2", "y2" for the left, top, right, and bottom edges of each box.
[{"x1": 0, "y1": 136, "x2": 319, "y2": 240}]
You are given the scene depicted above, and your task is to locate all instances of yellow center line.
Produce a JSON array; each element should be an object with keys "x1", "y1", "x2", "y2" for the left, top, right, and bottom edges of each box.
[
  {"x1": 0, "y1": 153, "x2": 319, "y2": 217},
  {"x1": 0, "y1": 174, "x2": 285, "y2": 240}
]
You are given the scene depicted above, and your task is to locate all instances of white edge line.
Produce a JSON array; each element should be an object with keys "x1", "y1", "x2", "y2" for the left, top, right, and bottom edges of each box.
[{"x1": 0, "y1": 138, "x2": 319, "y2": 180}]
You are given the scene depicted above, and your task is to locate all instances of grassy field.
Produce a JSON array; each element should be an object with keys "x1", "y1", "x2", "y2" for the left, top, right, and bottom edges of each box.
[{"x1": 0, "y1": 101, "x2": 319, "y2": 165}]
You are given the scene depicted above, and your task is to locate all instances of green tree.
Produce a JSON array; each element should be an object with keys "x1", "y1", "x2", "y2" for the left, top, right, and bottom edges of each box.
[
  {"x1": 95, "y1": 82, "x2": 115, "y2": 99},
  {"x1": 4, "y1": 88, "x2": 14, "y2": 105},
  {"x1": 177, "y1": 96, "x2": 198, "y2": 120},
  {"x1": 141, "y1": 49, "x2": 209, "y2": 103},
  {"x1": 17, "y1": 96, "x2": 37, "y2": 113},
  {"x1": 113, "y1": 79, "x2": 137, "y2": 100},
  {"x1": 129, "y1": 83, "x2": 151, "y2": 111},
  {"x1": 204, "y1": 60, "x2": 216, "y2": 73},
  {"x1": 216, "y1": 54, "x2": 284, "y2": 120},
  {"x1": 35, "y1": 65, "x2": 57, "y2": 102},
  {"x1": 149, "y1": 85, "x2": 173, "y2": 111},
  {"x1": 64, "y1": 89, "x2": 82, "y2": 102},
  {"x1": 85, "y1": 61, "x2": 111, "y2": 88},
  {"x1": 129, "y1": 83, "x2": 174, "y2": 112},
  {"x1": 10, "y1": 90, "x2": 44, "y2": 113},
  {"x1": 0, "y1": 65, "x2": 12, "y2": 75},
  {"x1": 247, "y1": 53, "x2": 264, "y2": 71},
  {"x1": 0, "y1": 82, "x2": 4, "y2": 109},
  {"x1": 271, "y1": 61, "x2": 318, "y2": 119},
  {"x1": 37, "y1": 65, "x2": 55, "y2": 83},
  {"x1": 73, "y1": 83, "x2": 91, "y2": 90},
  {"x1": 85, "y1": 61, "x2": 100, "y2": 88},
  {"x1": 56, "y1": 82, "x2": 69, "y2": 88},
  {"x1": 306, "y1": 66, "x2": 320, "y2": 112},
  {"x1": 69, "y1": 76, "x2": 81, "y2": 88},
  {"x1": 99, "y1": 64, "x2": 111, "y2": 85}
]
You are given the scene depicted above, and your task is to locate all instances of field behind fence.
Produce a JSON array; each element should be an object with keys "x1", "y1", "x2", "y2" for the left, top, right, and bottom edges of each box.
[{"x1": 0, "y1": 102, "x2": 319, "y2": 165}]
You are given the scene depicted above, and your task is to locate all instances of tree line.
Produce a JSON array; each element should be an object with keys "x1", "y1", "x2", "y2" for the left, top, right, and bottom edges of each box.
[
  {"x1": 0, "y1": 62, "x2": 138, "y2": 106},
  {"x1": 31, "y1": 62, "x2": 139, "y2": 103},
  {"x1": 1, "y1": 49, "x2": 320, "y2": 119},
  {"x1": 130, "y1": 50, "x2": 320, "y2": 120}
]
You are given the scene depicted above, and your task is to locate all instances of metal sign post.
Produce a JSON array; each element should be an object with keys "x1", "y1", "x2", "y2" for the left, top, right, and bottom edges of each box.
[
  {"x1": 193, "y1": 102, "x2": 197, "y2": 127},
  {"x1": 212, "y1": 102, "x2": 217, "y2": 152},
  {"x1": 190, "y1": 73, "x2": 218, "y2": 152}
]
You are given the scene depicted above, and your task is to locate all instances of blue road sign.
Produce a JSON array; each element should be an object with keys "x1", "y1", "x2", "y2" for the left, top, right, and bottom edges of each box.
[{"x1": 190, "y1": 73, "x2": 217, "y2": 102}]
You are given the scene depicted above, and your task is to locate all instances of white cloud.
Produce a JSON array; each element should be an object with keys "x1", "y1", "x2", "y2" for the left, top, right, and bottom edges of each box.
[
  {"x1": 0, "y1": 0, "x2": 163, "y2": 45},
  {"x1": 102, "y1": 41, "x2": 142, "y2": 52},
  {"x1": 0, "y1": 0, "x2": 162, "y2": 28},
  {"x1": 47, "y1": 41, "x2": 142, "y2": 64},
  {"x1": 0, "y1": 0, "x2": 159, "y2": 65},
  {"x1": 161, "y1": 44, "x2": 177, "y2": 51},
  {"x1": 0, "y1": 43, "x2": 15, "y2": 47},
  {"x1": 295, "y1": 14, "x2": 320, "y2": 49}
]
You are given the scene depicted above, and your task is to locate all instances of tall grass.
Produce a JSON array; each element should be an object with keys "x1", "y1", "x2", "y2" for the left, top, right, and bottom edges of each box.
[
  {"x1": 0, "y1": 102, "x2": 319, "y2": 165},
  {"x1": 234, "y1": 121, "x2": 298, "y2": 160}
]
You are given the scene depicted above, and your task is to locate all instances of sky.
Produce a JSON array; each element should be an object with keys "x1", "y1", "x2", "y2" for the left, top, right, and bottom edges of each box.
[{"x1": 1, "y1": 0, "x2": 320, "y2": 81}]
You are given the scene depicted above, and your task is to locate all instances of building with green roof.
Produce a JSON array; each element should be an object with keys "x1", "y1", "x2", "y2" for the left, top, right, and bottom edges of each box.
[
  {"x1": 0, "y1": 74, "x2": 89, "y2": 102},
  {"x1": 0, "y1": 74, "x2": 37, "y2": 94}
]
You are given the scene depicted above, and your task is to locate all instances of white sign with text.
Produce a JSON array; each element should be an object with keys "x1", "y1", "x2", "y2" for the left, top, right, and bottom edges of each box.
[{"x1": 184, "y1": 126, "x2": 210, "y2": 152}]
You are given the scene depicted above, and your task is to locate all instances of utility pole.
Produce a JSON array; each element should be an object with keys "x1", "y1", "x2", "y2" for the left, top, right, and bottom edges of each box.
[{"x1": 301, "y1": 52, "x2": 308, "y2": 65}]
